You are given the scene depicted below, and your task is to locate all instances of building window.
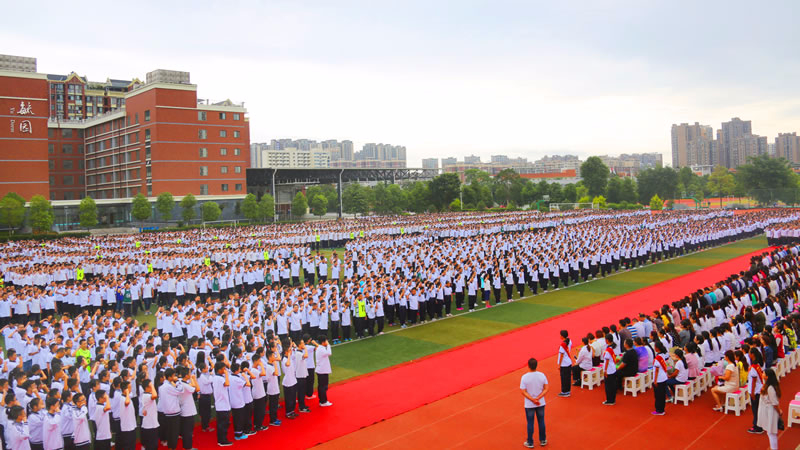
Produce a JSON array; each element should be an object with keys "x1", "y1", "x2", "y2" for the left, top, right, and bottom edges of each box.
[
  {"x1": 200, "y1": 184, "x2": 208, "y2": 195},
  {"x1": 48, "y1": 144, "x2": 54, "y2": 154},
  {"x1": 145, "y1": 129, "x2": 151, "y2": 141},
  {"x1": 49, "y1": 176, "x2": 55, "y2": 185},
  {"x1": 144, "y1": 110, "x2": 150, "y2": 121},
  {"x1": 234, "y1": 148, "x2": 241, "y2": 156},
  {"x1": 235, "y1": 184, "x2": 242, "y2": 191},
  {"x1": 77, "y1": 144, "x2": 84, "y2": 154},
  {"x1": 63, "y1": 129, "x2": 72, "y2": 138},
  {"x1": 48, "y1": 160, "x2": 55, "y2": 170},
  {"x1": 135, "y1": 113, "x2": 139, "y2": 124},
  {"x1": 219, "y1": 130, "x2": 227, "y2": 138},
  {"x1": 79, "y1": 160, "x2": 84, "y2": 169},
  {"x1": 63, "y1": 176, "x2": 74, "y2": 185},
  {"x1": 233, "y1": 113, "x2": 240, "y2": 120},
  {"x1": 198, "y1": 111, "x2": 207, "y2": 121},
  {"x1": 199, "y1": 129, "x2": 207, "y2": 139},
  {"x1": 221, "y1": 184, "x2": 229, "y2": 192},
  {"x1": 64, "y1": 192, "x2": 74, "y2": 200},
  {"x1": 234, "y1": 130, "x2": 240, "y2": 138},
  {"x1": 234, "y1": 166, "x2": 241, "y2": 173},
  {"x1": 220, "y1": 148, "x2": 227, "y2": 156},
  {"x1": 63, "y1": 160, "x2": 73, "y2": 170},
  {"x1": 200, "y1": 166, "x2": 208, "y2": 176},
  {"x1": 220, "y1": 112, "x2": 227, "y2": 120},
  {"x1": 62, "y1": 144, "x2": 73, "y2": 154},
  {"x1": 221, "y1": 166, "x2": 228, "y2": 174},
  {"x1": 199, "y1": 148, "x2": 208, "y2": 158},
  {"x1": 147, "y1": 184, "x2": 153, "y2": 196}
]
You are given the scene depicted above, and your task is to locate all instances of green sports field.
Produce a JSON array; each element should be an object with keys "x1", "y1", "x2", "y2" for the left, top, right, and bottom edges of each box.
[{"x1": 326, "y1": 236, "x2": 767, "y2": 383}]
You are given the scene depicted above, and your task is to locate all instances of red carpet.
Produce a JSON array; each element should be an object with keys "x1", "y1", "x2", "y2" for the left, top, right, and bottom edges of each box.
[{"x1": 187, "y1": 246, "x2": 770, "y2": 450}]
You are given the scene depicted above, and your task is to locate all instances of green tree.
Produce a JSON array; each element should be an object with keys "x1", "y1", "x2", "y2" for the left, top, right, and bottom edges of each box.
[
  {"x1": 650, "y1": 194, "x2": 663, "y2": 211},
  {"x1": 592, "y1": 195, "x2": 607, "y2": 208},
  {"x1": 241, "y1": 193, "x2": 260, "y2": 221},
  {"x1": 155, "y1": 192, "x2": 174, "y2": 221},
  {"x1": 620, "y1": 177, "x2": 638, "y2": 203},
  {"x1": 29, "y1": 195, "x2": 54, "y2": 233},
  {"x1": 562, "y1": 184, "x2": 578, "y2": 203},
  {"x1": 343, "y1": 184, "x2": 371, "y2": 216},
  {"x1": 637, "y1": 167, "x2": 678, "y2": 203},
  {"x1": 291, "y1": 191, "x2": 308, "y2": 218},
  {"x1": 605, "y1": 176, "x2": 622, "y2": 203},
  {"x1": 706, "y1": 165, "x2": 736, "y2": 206},
  {"x1": 429, "y1": 173, "x2": 461, "y2": 210},
  {"x1": 449, "y1": 198, "x2": 462, "y2": 211},
  {"x1": 0, "y1": 194, "x2": 25, "y2": 231},
  {"x1": 202, "y1": 201, "x2": 222, "y2": 222},
  {"x1": 311, "y1": 194, "x2": 328, "y2": 216},
  {"x1": 580, "y1": 156, "x2": 610, "y2": 197},
  {"x1": 78, "y1": 196, "x2": 98, "y2": 228},
  {"x1": 180, "y1": 193, "x2": 197, "y2": 223},
  {"x1": 735, "y1": 155, "x2": 797, "y2": 204},
  {"x1": 258, "y1": 193, "x2": 275, "y2": 221},
  {"x1": 131, "y1": 193, "x2": 151, "y2": 223}
]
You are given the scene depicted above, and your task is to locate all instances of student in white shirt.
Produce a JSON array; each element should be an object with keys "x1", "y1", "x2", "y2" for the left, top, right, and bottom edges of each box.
[
  {"x1": 139, "y1": 379, "x2": 159, "y2": 450},
  {"x1": 520, "y1": 358, "x2": 548, "y2": 448},
  {"x1": 93, "y1": 390, "x2": 112, "y2": 450},
  {"x1": 572, "y1": 336, "x2": 594, "y2": 387},
  {"x1": 602, "y1": 334, "x2": 618, "y2": 406},
  {"x1": 315, "y1": 335, "x2": 333, "y2": 407},
  {"x1": 212, "y1": 362, "x2": 233, "y2": 447}
]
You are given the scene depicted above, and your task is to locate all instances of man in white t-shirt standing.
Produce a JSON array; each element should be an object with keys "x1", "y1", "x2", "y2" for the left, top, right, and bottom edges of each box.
[{"x1": 520, "y1": 358, "x2": 548, "y2": 448}]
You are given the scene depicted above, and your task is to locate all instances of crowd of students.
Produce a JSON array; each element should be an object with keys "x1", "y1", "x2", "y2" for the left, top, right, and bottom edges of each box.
[
  {"x1": 558, "y1": 237, "x2": 800, "y2": 450},
  {"x1": 0, "y1": 208, "x2": 797, "y2": 449}
]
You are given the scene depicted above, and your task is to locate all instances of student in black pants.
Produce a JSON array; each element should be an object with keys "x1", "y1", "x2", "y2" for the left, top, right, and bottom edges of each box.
[
  {"x1": 557, "y1": 330, "x2": 574, "y2": 397},
  {"x1": 602, "y1": 334, "x2": 618, "y2": 405}
]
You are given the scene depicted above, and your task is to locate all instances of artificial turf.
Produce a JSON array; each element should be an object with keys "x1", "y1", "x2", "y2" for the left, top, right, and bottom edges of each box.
[{"x1": 328, "y1": 236, "x2": 767, "y2": 383}]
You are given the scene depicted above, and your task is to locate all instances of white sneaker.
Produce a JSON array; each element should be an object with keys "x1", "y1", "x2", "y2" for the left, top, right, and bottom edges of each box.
[{"x1": 320, "y1": 402, "x2": 333, "y2": 407}]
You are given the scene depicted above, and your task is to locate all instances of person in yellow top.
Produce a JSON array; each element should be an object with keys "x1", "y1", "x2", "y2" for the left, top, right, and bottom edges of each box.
[{"x1": 75, "y1": 339, "x2": 92, "y2": 367}]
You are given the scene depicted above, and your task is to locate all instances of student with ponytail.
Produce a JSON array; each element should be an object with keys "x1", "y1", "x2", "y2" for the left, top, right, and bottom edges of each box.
[
  {"x1": 602, "y1": 333, "x2": 617, "y2": 406},
  {"x1": 557, "y1": 330, "x2": 574, "y2": 397},
  {"x1": 651, "y1": 341, "x2": 669, "y2": 415}
]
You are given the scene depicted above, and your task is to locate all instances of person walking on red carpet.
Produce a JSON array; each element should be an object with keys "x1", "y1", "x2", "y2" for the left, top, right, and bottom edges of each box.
[{"x1": 520, "y1": 358, "x2": 548, "y2": 448}]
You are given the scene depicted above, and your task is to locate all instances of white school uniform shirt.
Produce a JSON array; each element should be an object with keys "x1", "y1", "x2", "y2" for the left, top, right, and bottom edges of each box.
[{"x1": 520, "y1": 371, "x2": 548, "y2": 408}]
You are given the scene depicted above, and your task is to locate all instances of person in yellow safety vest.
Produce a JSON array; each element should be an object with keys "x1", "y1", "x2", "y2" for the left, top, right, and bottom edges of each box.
[
  {"x1": 355, "y1": 294, "x2": 367, "y2": 339},
  {"x1": 76, "y1": 267, "x2": 84, "y2": 281},
  {"x1": 147, "y1": 263, "x2": 153, "y2": 274},
  {"x1": 316, "y1": 234, "x2": 321, "y2": 251}
]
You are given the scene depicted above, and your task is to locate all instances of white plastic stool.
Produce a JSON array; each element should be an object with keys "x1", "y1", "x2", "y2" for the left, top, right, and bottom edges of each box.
[
  {"x1": 674, "y1": 382, "x2": 693, "y2": 406},
  {"x1": 581, "y1": 368, "x2": 601, "y2": 390},
  {"x1": 623, "y1": 374, "x2": 643, "y2": 397},
  {"x1": 789, "y1": 400, "x2": 800, "y2": 428},
  {"x1": 724, "y1": 390, "x2": 747, "y2": 416}
]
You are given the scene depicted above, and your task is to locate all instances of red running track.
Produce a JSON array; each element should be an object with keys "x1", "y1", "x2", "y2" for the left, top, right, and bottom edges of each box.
[{"x1": 188, "y1": 246, "x2": 769, "y2": 449}]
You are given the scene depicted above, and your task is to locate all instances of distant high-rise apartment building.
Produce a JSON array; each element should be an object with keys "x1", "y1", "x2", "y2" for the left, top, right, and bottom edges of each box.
[
  {"x1": 441, "y1": 157, "x2": 457, "y2": 167},
  {"x1": 421, "y1": 158, "x2": 439, "y2": 169},
  {"x1": 464, "y1": 155, "x2": 481, "y2": 164},
  {"x1": 491, "y1": 155, "x2": 509, "y2": 164},
  {"x1": 775, "y1": 133, "x2": 800, "y2": 164},
  {"x1": 716, "y1": 117, "x2": 759, "y2": 168},
  {"x1": 671, "y1": 122, "x2": 713, "y2": 168}
]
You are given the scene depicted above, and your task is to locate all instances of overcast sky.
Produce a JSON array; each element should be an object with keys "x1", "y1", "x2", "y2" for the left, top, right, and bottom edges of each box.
[{"x1": 4, "y1": 1, "x2": 799, "y2": 166}]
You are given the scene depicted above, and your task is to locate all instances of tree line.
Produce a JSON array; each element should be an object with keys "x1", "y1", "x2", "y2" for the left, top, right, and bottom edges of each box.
[{"x1": 1, "y1": 154, "x2": 796, "y2": 232}]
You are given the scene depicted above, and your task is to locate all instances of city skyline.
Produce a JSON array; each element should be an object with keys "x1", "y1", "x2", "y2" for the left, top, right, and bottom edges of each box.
[{"x1": 3, "y1": 1, "x2": 800, "y2": 167}]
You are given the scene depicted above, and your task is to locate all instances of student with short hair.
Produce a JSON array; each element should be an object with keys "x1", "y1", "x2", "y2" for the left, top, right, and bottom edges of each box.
[
  {"x1": 117, "y1": 381, "x2": 136, "y2": 450},
  {"x1": 93, "y1": 390, "x2": 112, "y2": 450},
  {"x1": 43, "y1": 396, "x2": 63, "y2": 450},
  {"x1": 139, "y1": 379, "x2": 159, "y2": 450},
  {"x1": 520, "y1": 358, "x2": 548, "y2": 449},
  {"x1": 212, "y1": 362, "x2": 233, "y2": 447},
  {"x1": 71, "y1": 393, "x2": 90, "y2": 450}
]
